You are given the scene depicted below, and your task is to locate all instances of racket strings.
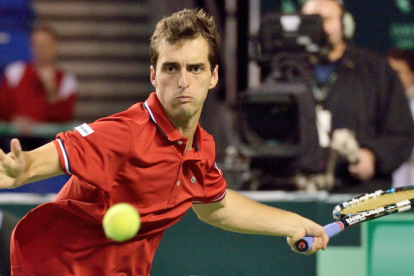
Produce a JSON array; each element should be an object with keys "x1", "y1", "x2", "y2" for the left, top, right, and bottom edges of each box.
[{"x1": 339, "y1": 190, "x2": 414, "y2": 214}]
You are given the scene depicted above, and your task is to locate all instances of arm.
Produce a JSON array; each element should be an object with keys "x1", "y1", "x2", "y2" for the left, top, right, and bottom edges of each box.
[
  {"x1": 360, "y1": 63, "x2": 414, "y2": 174},
  {"x1": 0, "y1": 139, "x2": 63, "y2": 189},
  {"x1": 192, "y1": 189, "x2": 328, "y2": 254}
]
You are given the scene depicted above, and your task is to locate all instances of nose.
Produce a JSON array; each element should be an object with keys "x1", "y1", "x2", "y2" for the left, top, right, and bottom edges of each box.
[{"x1": 178, "y1": 69, "x2": 189, "y2": 89}]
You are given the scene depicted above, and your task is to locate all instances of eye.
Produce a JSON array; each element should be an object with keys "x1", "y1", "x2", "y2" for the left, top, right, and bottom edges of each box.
[
  {"x1": 162, "y1": 63, "x2": 178, "y2": 73},
  {"x1": 165, "y1": 65, "x2": 177, "y2": 73},
  {"x1": 188, "y1": 65, "x2": 205, "y2": 74}
]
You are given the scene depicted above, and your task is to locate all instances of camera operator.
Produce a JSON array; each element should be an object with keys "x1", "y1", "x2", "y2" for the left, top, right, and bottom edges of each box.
[{"x1": 301, "y1": 0, "x2": 414, "y2": 193}]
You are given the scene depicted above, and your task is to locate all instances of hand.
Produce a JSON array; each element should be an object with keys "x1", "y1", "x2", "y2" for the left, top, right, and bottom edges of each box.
[
  {"x1": 287, "y1": 222, "x2": 329, "y2": 255},
  {"x1": 0, "y1": 139, "x2": 26, "y2": 188},
  {"x1": 348, "y1": 148, "x2": 375, "y2": 182},
  {"x1": 331, "y1": 128, "x2": 360, "y2": 163}
]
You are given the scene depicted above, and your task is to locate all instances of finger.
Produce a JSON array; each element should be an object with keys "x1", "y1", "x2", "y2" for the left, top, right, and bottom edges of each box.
[
  {"x1": 321, "y1": 233, "x2": 329, "y2": 250},
  {"x1": 348, "y1": 164, "x2": 362, "y2": 179},
  {"x1": 0, "y1": 147, "x2": 12, "y2": 168},
  {"x1": 303, "y1": 237, "x2": 321, "y2": 255},
  {"x1": 311, "y1": 237, "x2": 322, "y2": 252},
  {"x1": 348, "y1": 163, "x2": 357, "y2": 173},
  {"x1": 362, "y1": 173, "x2": 374, "y2": 182},
  {"x1": 287, "y1": 228, "x2": 307, "y2": 252},
  {"x1": 10, "y1": 139, "x2": 22, "y2": 159},
  {"x1": 313, "y1": 228, "x2": 329, "y2": 251},
  {"x1": 0, "y1": 148, "x2": 6, "y2": 162}
]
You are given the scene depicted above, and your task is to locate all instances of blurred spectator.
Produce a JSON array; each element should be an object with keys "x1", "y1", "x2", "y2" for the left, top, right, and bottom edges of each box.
[
  {"x1": 299, "y1": 0, "x2": 414, "y2": 193},
  {"x1": 0, "y1": 26, "x2": 78, "y2": 135},
  {"x1": 387, "y1": 48, "x2": 414, "y2": 187}
]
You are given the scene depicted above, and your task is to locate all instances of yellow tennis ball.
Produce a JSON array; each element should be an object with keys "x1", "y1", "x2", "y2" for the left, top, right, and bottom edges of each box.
[{"x1": 103, "y1": 203, "x2": 141, "y2": 242}]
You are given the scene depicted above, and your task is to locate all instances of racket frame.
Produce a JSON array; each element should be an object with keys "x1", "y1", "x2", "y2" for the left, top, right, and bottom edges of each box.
[{"x1": 295, "y1": 186, "x2": 414, "y2": 252}]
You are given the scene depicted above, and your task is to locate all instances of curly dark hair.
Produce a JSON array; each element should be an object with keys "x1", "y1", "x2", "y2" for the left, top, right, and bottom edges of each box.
[{"x1": 150, "y1": 9, "x2": 220, "y2": 72}]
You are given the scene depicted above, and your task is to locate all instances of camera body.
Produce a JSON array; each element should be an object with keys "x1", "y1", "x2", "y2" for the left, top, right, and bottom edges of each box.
[
  {"x1": 236, "y1": 13, "x2": 329, "y2": 189},
  {"x1": 257, "y1": 13, "x2": 330, "y2": 61}
]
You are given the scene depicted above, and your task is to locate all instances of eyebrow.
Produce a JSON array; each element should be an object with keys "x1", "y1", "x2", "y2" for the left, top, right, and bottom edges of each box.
[
  {"x1": 161, "y1": 62, "x2": 207, "y2": 68},
  {"x1": 161, "y1": 62, "x2": 179, "y2": 67},
  {"x1": 187, "y1": 63, "x2": 206, "y2": 67}
]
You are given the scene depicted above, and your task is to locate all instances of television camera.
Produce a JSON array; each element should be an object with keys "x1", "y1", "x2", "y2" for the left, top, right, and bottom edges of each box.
[{"x1": 235, "y1": 13, "x2": 331, "y2": 190}]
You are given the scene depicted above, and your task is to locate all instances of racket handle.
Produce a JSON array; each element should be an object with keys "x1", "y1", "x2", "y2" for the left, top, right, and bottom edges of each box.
[{"x1": 294, "y1": 222, "x2": 344, "y2": 253}]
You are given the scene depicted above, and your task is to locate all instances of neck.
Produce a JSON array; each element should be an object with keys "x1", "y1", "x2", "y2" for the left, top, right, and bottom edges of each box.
[
  {"x1": 168, "y1": 111, "x2": 200, "y2": 139},
  {"x1": 328, "y1": 43, "x2": 346, "y2": 62},
  {"x1": 171, "y1": 114, "x2": 199, "y2": 152}
]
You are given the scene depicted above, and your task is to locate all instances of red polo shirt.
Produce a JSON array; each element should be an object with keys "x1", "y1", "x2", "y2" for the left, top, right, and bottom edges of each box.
[{"x1": 11, "y1": 92, "x2": 227, "y2": 276}]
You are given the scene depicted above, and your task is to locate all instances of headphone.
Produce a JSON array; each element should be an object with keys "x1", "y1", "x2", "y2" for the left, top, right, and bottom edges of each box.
[
  {"x1": 336, "y1": 0, "x2": 355, "y2": 40},
  {"x1": 304, "y1": 0, "x2": 355, "y2": 41}
]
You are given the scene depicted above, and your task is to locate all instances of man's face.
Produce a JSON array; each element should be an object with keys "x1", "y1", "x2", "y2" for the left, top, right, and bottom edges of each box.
[
  {"x1": 302, "y1": 0, "x2": 344, "y2": 47},
  {"x1": 151, "y1": 36, "x2": 218, "y2": 123},
  {"x1": 388, "y1": 57, "x2": 414, "y2": 92},
  {"x1": 31, "y1": 30, "x2": 57, "y2": 66}
]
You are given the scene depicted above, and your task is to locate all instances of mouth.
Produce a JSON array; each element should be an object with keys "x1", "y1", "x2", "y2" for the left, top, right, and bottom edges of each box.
[{"x1": 176, "y1": 95, "x2": 193, "y2": 102}]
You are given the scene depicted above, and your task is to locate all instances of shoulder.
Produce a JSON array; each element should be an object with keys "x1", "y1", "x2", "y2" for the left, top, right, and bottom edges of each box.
[
  {"x1": 348, "y1": 45, "x2": 379, "y2": 58},
  {"x1": 345, "y1": 45, "x2": 394, "y2": 77},
  {"x1": 111, "y1": 102, "x2": 150, "y2": 122},
  {"x1": 3, "y1": 61, "x2": 28, "y2": 88},
  {"x1": 97, "y1": 102, "x2": 152, "y2": 135},
  {"x1": 58, "y1": 71, "x2": 79, "y2": 99},
  {"x1": 347, "y1": 45, "x2": 388, "y2": 68},
  {"x1": 4, "y1": 61, "x2": 28, "y2": 73}
]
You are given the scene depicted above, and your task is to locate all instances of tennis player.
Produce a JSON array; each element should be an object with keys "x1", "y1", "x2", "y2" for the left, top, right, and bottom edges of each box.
[{"x1": 0, "y1": 9, "x2": 328, "y2": 275}]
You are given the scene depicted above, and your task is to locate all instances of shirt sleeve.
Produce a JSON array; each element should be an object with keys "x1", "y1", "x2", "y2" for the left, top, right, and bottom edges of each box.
[
  {"x1": 53, "y1": 118, "x2": 132, "y2": 191},
  {"x1": 191, "y1": 133, "x2": 227, "y2": 204},
  {"x1": 193, "y1": 141, "x2": 227, "y2": 205},
  {"x1": 199, "y1": 162, "x2": 227, "y2": 203}
]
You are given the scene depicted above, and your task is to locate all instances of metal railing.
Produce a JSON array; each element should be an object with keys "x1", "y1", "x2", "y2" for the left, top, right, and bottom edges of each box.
[{"x1": 0, "y1": 122, "x2": 78, "y2": 138}]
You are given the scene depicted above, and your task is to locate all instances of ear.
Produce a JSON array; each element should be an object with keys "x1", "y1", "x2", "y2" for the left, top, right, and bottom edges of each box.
[
  {"x1": 150, "y1": 65, "x2": 157, "y2": 88},
  {"x1": 209, "y1": 65, "x2": 219, "y2": 89}
]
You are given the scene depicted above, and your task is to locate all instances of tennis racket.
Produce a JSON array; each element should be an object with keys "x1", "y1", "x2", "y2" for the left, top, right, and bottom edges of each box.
[{"x1": 295, "y1": 185, "x2": 414, "y2": 252}]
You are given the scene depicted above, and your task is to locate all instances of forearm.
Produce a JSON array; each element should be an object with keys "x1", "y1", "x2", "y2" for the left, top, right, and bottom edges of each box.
[
  {"x1": 21, "y1": 146, "x2": 62, "y2": 184},
  {"x1": 194, "y1": 189, "x2": 315, "y2": 238},
  {"x1": 362, "y1": 135, "x2": 414, "y2": 174},
  {"x1": 363, "y1": 77, "x2": 414, "y2": 174}
]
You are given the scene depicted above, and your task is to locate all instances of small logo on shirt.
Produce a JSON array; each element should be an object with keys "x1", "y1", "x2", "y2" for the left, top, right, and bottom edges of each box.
[
  {"x1": 191, "y1": 176, "x2": 196, "y2": 184},
  {"x1": 75, "y1": 123, "x2": 94, "y2": 137}
]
